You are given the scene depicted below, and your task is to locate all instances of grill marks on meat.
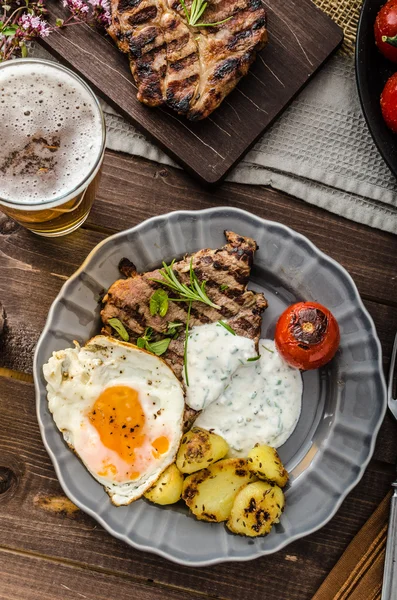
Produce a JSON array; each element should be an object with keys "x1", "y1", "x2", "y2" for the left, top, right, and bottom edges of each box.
[
  {"x1": 108, "y1": 0, "x2": 200, "y2": 110},
  {"x1": 107, "y1": 0, "x2": 267, "y2": 119},
  {"x1": 187, "y1": 0, "x2": 268, "y2": 120},
  {"x1": 101, "y1": 231, "x2": 268, "y2": 380}
]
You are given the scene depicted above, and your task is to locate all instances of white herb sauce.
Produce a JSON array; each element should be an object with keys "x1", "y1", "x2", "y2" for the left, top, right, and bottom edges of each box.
[
  {"x1": 194, "y1": 338, "x2": 302, "y2": 457},
  {"x1": 183, "y1": 322, "x2": 256, "y2": 411}
]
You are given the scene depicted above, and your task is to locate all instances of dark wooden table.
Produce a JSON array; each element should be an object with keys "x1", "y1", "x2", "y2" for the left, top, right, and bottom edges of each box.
[{"x1": 1, "y1": 149, "x2": 397, "y2": 600}]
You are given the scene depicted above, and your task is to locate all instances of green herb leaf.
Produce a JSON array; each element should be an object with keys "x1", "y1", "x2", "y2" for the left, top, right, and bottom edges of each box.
[
  {"x1": 261, "y1": 345, "x2": 274, "y2": 354},
  {"x1": 166, "y1": 321, "x2": 183, "y2": 336},
  {"x1": 20, "y1": 42, "x2": 28, "y2": 58},
  {"x1": 108, "y1": 318, "x2": 129, "y2": 342},
  {"x1": 137, "y1": 327, "x2": 153, "y2": 348},
  {"x1": 247, "y1": 355, "x2": 261, "y2": 362},
  {"x1": 217, "y1": 320, "x2": 236, "y2": 335},
  {"x1": 150, "y1": 289, "x2": 169, "y2": 317},
  {"x1": 146, "y1": 338, "x2": 171, "y2": 356},
  {"x1": 2, "y1": 24, "x2": 18, "y2": 36},
  {"x1": 220, "y1": 284, "x2": 229, "y2": 292},
  {"x1": 151, "y1": 258, "x2": 220, "y2": 309},
  {"x1": 136, "y1": 337, "x2": 146, "y2": 349}
]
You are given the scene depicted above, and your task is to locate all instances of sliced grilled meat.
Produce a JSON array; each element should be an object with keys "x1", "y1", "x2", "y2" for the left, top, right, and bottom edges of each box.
[
  {"x1": 107, "y1": 0, "x2": 267, "y2": 118},
  {"x1": 188, "y1": 0, "x2": 268, "y2": 120},
  {"x1": 101, "y1": 231, "x2": 268, "y2": 380}
]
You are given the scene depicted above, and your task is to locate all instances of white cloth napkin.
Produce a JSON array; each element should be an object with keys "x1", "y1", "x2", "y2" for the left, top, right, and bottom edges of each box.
[{"x1": 33, "y1": 45, "x2": 397, "y2": 234}]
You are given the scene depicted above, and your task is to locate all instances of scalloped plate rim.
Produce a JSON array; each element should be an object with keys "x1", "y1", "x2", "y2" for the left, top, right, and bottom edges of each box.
[{"x1": 33, "y1": 206, "x2": 387, "y2": 566}]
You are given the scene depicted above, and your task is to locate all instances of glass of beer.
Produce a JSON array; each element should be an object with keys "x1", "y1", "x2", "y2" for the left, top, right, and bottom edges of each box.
[{"x1": 0, "y1": 58, "x2": 106, "y2": 237}]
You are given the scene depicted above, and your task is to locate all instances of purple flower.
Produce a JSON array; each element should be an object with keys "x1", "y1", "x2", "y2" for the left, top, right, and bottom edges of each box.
[
  {"x1": 19, "y1": 13, "x2": 51, "y2": 37},
  {"x1": 62, "y1": 0, "x2": 90, "y2": 17},
  {"x1": 87, "y1": 0, "x2": 111, "y2": 26}
]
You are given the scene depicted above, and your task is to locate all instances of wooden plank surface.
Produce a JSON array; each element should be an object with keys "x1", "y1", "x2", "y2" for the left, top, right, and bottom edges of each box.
[
  {"x1": 0, "y1": 549, "x2": 205, "y2": 600},
  {"x1": 39, "y1": 0, "x2": 342, "y2": 183},
  {"x1": 1, "y1": 148, "x2": 397, "y2": 600}
]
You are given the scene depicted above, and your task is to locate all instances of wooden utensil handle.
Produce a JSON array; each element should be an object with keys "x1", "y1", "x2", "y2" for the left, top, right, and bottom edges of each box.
[{"x1": 382, "y1": 486, "x2": 397, "y2": 600}]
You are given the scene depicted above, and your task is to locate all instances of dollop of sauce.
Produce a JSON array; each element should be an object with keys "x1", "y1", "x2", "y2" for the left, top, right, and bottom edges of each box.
[
  {"x1": 194, "y1": 339, "x2": 302, "y2": 457},
  {"x1": 183, "y1": 322, "x2": 256, "y2": 411}
]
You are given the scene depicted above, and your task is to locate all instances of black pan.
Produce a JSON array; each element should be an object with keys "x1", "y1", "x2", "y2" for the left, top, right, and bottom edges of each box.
[{"x1": 356, "y1": 0, "x2": 397, "y2": 178}]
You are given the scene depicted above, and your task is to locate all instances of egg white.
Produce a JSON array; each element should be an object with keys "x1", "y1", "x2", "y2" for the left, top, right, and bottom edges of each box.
[{"x1": 43, "y1": 335, "x2": 185, "y2": 506}]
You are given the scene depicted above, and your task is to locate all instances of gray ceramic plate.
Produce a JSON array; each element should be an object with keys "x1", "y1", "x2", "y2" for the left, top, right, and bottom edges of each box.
[{"x1": 34, "y1": 207, "x2": 387, "y2": 566}]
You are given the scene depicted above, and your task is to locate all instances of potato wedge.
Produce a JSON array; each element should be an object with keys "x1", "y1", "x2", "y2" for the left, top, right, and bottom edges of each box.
[
  {"x1": 182, "y1": 458, "x2": 256, "y2": 522},
  {"x1": 247, "y1": 445, "x2": 289, "y2": 488},
  {"x1": 176, "y1": 427, "x2": 229, "y2": 474},
  {"x1": 227, "y1": 481, "x2": 285, "y2": 537},
  {"x1": 144, "y1": 464, "x2": 184, "y2": 505}
]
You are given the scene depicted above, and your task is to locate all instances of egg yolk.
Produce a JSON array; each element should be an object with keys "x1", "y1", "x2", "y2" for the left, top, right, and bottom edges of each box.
[{"x1": 88, "y1": 385, "x2": 169, "y2": 480}]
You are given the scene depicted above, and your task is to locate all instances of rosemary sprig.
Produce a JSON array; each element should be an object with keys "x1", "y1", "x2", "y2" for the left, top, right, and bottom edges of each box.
[
  {"x1": 152, "y1": 259, "x2": 220, "y2": 310},
  {"x1": 152, "y1": 259, "x2": 220, "y2": 386},
  {"x1": 178, "y1": 0, "x2": 232, "y2": 28}
]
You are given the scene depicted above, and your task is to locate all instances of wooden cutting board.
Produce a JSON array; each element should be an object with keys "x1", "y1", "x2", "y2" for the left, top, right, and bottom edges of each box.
[{"x1": 40, "y1": 0, "x2": 343, "y2": 184}]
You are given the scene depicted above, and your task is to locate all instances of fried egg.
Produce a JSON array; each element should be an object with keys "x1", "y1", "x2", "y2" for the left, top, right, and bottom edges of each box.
[{"x1": 43, "y1": 335, "x2": 185, "y2": 506}]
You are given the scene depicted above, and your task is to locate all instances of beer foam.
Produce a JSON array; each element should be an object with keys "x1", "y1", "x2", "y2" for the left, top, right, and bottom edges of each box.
[{"x1": 0, "y1": 61, "x2": 103, "y2": 205}]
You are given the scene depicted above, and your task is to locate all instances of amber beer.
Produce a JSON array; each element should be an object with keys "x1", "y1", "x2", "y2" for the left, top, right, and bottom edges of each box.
[{"x1": 0, "y1": 59, "x2": 105, "y2": 236}]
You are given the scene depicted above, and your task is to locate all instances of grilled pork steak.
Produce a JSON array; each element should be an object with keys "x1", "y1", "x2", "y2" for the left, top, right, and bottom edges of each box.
[
  {"x1": 101, "y1": 231, "x2": 268, "y2": 380},
  {"x1": 107, "y1": 0, "x2": 268, "y2": 119}
]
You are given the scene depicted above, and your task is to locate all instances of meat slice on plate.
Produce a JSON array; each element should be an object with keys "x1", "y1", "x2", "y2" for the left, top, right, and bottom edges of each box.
[
  {"x1": 101, "y1": 231, "x2": 268, "y2": 380},
  {"x1": 107, "y1": 0, "x2": 268, "y2": 118}
]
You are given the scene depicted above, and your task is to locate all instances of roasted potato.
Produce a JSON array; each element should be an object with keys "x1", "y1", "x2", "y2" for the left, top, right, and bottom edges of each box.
[
  {"x1": 176, "y1": 427, "x2": 229, "y2": 474},
  {"x1": 144, "y1": 464, "x2": 184, "y2": 505},
  {"x1": 227, "y1": 481, "x2": 285, "y2": 537},
  {"x1": 247, "y1": 445, "x2": 289, "y2": 488},
  {"x1": 182, "y1": 458, "x2": 256, "y2": 522}
]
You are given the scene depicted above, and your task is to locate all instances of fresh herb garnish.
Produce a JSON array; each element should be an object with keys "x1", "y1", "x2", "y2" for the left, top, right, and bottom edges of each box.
[
  {"x1": 217, "y1": 320, "x2": 236, "y2": 335},
  {"x1": 178, "y1": 0, "x2": 232, "y2": 28},
  {"x1": 261, "y1": 345, "x2": 274, "y2": 354},
  {"x1": 247, "y1": 355, "x2": 261, "y2": 362},
  {"x1": 152, "y1": 259, "x2": 220, "y2": 309},
  {"x1": 166, "y1": 322, "x2": 183, "y2": 337},
  {"x1": 137, "y1": 327, "x2": 153, "y2": 348},
  {"x1": 108, "y1": 318, "x2": 129, "y2": 342},
  {"x1": 137, "y1": 327, "x2": 171, "y2": 356},
  {"x1": 184, "y1": 302, "x2": 193, "y2": 386},
  {"x1": 147, "y1": 338, "x2": 172, "y2": 356},
  {"x1": 152, "y1": 259, "x2": 221, "y2": 385},
  {"x1": 219, "y1": 284, "x2": 229, "y2": 292},
  {"x1": 150, "y1": 289, "x2": 169, "y2": 317}
]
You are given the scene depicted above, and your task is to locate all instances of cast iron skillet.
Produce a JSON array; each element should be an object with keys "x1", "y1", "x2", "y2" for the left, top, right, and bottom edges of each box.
[{"x1": 356, "y1": 0, "x2": 397, "y2": 178}]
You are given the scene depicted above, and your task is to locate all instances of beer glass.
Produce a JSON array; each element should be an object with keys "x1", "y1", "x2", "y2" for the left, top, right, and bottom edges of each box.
[{"x1": 0, "y1": 58, "x2": 106, "y2": 236}]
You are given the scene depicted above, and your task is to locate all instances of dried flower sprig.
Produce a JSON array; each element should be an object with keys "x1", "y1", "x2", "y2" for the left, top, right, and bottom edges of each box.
[
  {"x1": 0, "y1": 0, "x2": 50, "y2": 62},
  {"x1": 59, "y1": 0, "x2": 110, "y2": 29},
  {"x1": 0, "y1": 0, "x2": 110, "y2": 62}
]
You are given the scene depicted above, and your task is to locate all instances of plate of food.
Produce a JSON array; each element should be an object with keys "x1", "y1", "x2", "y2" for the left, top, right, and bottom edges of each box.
[
  {"x1": 356, "y1": 0, "x2": 397, "y2": 179},
  {"x1": 34, "y1": 207, "x2": 386, "y2": 566}
]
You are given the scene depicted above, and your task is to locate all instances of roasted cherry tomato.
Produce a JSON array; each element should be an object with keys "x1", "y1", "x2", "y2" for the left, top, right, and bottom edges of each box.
[
  {"x1": 275, "y1": 302, "x2": 340, "y2": 371},
  {"x1": 381, "y1": 72, "x2": 397, "y2": 133},
  {"x1": 375, "y1": 0, "x2": 397, "y2": 63}
]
